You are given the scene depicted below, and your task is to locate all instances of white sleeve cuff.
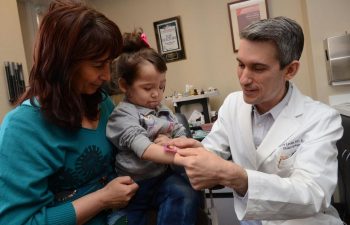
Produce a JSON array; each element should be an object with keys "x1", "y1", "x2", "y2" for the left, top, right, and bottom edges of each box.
[{"x1": 232, "y1": 186, "x2": 249, "y2": 220}]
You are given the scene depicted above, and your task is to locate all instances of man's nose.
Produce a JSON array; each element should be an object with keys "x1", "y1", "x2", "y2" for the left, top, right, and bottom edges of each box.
[{"x1": 239, "y1": 68, "x2": 252, "y2": 85}]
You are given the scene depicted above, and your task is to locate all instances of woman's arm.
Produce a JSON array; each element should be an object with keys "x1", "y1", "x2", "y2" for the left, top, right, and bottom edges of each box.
[{"x1": 73, "y1": 176, "x2": 138, "y2": 225}]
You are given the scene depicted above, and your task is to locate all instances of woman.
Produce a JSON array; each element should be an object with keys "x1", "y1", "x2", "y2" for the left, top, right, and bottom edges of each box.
[{"x1": 0, "y1": 1, "x2": 138, "y2": 224}]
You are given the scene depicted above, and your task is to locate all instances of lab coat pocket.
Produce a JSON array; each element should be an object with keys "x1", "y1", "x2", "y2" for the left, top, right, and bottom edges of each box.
[
  {"x1": 276, "y1": 151, "x2": 296, "y2": 177},
  {"x1": 275, "y1": 138, "x2": 302, "y2": 176}
]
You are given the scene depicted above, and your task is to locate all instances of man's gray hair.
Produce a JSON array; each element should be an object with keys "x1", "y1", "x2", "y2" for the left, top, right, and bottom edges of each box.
[{"x1": 240, "y1": 16, "x2": 304, "y2": 69}]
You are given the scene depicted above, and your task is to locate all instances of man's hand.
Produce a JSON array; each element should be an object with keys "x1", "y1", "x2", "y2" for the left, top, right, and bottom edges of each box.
[
  {"x1": 168, "y1": 137, "x2": 203, "y2": 149},
  {"x1": 174, "y1": 147, "x2": 248, "y2": 195}
]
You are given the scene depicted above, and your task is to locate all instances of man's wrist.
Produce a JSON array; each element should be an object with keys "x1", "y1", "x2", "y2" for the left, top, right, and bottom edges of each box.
[
  {"x1": 220, "y1": 161, "x2": 248, "y2": 196},
  {"x1": 234, "y1": 167, "x2": 248, "y2": 196}
]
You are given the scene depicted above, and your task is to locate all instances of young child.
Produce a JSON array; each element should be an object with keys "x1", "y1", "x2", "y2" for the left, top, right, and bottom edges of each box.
[{"x1": 106, "y1": 29, "x2": 201, "y2": 225}]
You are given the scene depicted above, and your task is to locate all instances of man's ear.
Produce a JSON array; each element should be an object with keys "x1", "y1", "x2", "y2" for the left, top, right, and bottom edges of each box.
[
  {"x1": 118, "y1": 78, "x2": 128, "y2": 93},
  {"x1": 284, "y1": 60, "x2": 300, "y2": 80}
]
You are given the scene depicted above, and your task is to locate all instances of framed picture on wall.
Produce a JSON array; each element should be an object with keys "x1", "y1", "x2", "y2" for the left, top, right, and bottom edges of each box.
[
  {"x1": 153, "y1": 16, "x2": 186, "y2": 63},
  {"x1": 228, "y1": 0, "x2": 268, "y2": 52}
]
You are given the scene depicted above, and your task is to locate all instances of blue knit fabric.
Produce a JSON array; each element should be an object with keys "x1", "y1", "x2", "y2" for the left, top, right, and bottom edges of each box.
[{"x1": 0, "y1": 96, "x2": 115, "y2": 225}]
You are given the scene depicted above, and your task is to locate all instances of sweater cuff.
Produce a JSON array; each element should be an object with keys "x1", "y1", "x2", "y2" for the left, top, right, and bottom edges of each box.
[{"x1": 47, "y1": 202, "x2": 76, "y2": 225}]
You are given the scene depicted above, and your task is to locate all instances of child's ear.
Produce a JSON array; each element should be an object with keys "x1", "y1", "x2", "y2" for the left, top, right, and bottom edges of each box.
[{"x1": 118, "y1": 78, "x2": 128, "y2": 93}]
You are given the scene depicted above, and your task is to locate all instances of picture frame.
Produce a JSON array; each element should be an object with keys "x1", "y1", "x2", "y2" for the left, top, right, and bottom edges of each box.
[
  {"x1": 227, "y1": 0, "x2": 268, "y2": 52},
  {"x1": 153, "y1": 16, "x2": 186, "y2": 63}
]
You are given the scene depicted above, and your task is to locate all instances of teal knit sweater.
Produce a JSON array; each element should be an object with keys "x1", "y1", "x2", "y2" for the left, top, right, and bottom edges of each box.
[{"x1": 0, "y1": 96, "x2": 115, "y2": 225}]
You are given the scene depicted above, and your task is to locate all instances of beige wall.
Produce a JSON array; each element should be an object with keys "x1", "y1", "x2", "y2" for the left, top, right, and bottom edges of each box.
[
  {"x1": 304, "y1": 0, "x2": 350, "y2": 103},
  {"x1": 0, "y1": 0, "x2": 28, "y2": 123},
  {"x1": 1, "y1": 0, "x2": 350, "y2": 122},
  {"x1": 89, "y1": 0, "x2": 240, "y2": 111},
  {"x1": 90, "y1": 0, "x2": 318, "y2": 112}
]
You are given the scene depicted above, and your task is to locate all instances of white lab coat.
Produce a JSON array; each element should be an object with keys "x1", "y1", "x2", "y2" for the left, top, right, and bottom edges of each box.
[{"x1": 202, "y1": 83, "x2": 344, "y2": 225}]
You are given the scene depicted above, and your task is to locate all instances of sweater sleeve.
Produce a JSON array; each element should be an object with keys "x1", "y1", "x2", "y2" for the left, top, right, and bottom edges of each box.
[
  {"x1": 170, "y1": 113, "x2": 187, "y2": 138},
  {"x1": 0, "y1": 109, "x2": 77, "y2": 225},
  {"x1": 106, "y1": 103, "x2": 153, "y2": 158}
]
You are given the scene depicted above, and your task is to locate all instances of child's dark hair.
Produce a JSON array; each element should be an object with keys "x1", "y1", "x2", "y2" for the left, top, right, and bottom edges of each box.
[{"x1": 114, "y1": 28, "x2": 167, "y2": 85}]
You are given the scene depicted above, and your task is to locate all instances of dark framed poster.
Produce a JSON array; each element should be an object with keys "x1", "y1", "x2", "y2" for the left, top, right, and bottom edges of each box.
[{"x1": 228, "y1": 0, "x2": 268, "y2": 52}]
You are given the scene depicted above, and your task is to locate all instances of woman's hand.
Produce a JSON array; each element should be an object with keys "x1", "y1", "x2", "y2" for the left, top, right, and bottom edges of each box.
[
  {"x1": 73, "y1": 176, "x2": 139, "y2": 225},
  {"x1": 99, "y1": 176, "x2": 139, "y2": 209}
]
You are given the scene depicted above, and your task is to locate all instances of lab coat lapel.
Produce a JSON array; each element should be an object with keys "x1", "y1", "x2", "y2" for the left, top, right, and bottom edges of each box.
[
  {"x1": 238, "y1": 102, "x2": 257, "y2": 169},
  {"x1": 256, "y1": 84, "x2": 304, "y2": 167}
]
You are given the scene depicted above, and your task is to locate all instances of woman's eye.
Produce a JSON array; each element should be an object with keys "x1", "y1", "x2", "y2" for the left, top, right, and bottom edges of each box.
[
  {"x1": 93, "y1": 64, "x2": 104, "y2": 68},
  {"x1": 93, "y1": 60, "x2": 110, "y2": 69}
]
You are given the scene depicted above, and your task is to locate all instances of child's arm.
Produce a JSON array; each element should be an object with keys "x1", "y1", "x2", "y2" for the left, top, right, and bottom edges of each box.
[{"x1": 141, "y1": 143, "x2": 178, "y2": 164}]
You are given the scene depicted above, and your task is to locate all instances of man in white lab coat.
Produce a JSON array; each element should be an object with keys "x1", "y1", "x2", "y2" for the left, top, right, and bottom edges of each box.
[{"x1": 171, "y1": 16, "x2": 344, "y2": 225}]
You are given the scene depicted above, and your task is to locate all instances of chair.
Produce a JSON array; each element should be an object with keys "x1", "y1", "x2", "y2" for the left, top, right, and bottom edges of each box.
[
  {"x1": 335, "y1": 114, "x2": 350, "y2": 224},
  {"x1": 174, "y1": 113, "x2": 193, "y2": 138}
]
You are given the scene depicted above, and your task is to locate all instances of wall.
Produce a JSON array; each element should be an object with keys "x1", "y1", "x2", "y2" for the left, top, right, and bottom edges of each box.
[
  {"x1": 1, "y1": 0, "x2": 350, "y2": 121},
  {"x1": 267, "y1": 0, "x2": 316, "y2": 97},
  {"x1": 17, "y1": 0, "x2": 47, "y2": 75},
  {"x1": 304, "y1": 0, "x2": 350, "y2": 104},
  {"x1": 0, "y1": 0, "x2": 28, "y2": 123},
  {"x1": 89, "y1": 0, "x2": 318, "y2": 112},
  {"x1": 89, "y1": 0, "x2": 239, "y2": 111}
]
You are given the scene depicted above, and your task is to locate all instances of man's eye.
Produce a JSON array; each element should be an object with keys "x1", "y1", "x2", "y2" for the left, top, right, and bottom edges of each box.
[{"x1": 254, "y1": 67, "x2": 266, "y2": 72}]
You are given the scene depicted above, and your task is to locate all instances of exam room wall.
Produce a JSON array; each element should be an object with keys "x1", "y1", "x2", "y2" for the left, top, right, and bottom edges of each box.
[
  {"x1": 90, "y1": 0, "x2": 315, "y2": 110},
  {"x1": 0, "y1": 0, "x2": 28, "y2": 123},
  {"x1": 1, "y1": 0, "x2": 350, "y2": 122},
  {"x1": 303, "y1": 0, "x2": 350, "y2": 104},
  {"x1": 89, "y1": 0, "x2": 240, "y2": 111}
]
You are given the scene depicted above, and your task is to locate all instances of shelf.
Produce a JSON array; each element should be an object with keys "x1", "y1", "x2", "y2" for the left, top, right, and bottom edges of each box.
[
  {"x1": 333, "y1": 102, "x2": 350, "y2": 117},
  {"x1": 167, "y1": 90, "x2": 219, "y2": 103}
]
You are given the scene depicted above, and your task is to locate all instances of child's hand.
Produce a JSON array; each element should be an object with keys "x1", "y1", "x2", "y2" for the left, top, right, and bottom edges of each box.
[
  {"x1": 154, "y1": 134, "x2": 171, "y2": 146},
  {"x1": 163, "y1": 145, "x2": 178, "y2": 153},
  {"x1": 155, "y1": 134, "x2": 180, "y2": 153}
]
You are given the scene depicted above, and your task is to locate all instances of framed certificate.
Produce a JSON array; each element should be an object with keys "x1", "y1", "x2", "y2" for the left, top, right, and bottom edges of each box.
[{"x1": 154, "y1": 16, "x2": 186, "y2": 63}]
